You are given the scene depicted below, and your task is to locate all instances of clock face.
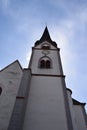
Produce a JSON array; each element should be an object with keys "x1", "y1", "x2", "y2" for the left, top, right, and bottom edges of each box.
[
  {"x1": 42, "y1": 50, "x2": 49, "y2": 55},
  {"x1": 41, "y1": 43, "x2": 50, "y2": 55}
]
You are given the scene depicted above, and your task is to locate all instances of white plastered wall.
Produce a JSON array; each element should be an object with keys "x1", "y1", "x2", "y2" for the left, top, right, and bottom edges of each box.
[
  {"x1": 67, "y1": 90, "x2": 78, "y2": 130},
  {"x1": 0, "y1": 61, "x2": 23, "y2": 130},
  {"x1": 23, "y1": 76, "x2": 68, "y2": 130},
  {"x1": 73, "y1": 105, "x2": 87, "y2": 130},
  {"x1": 30, "y1": 47, "x2": 61, "y2": 75}
]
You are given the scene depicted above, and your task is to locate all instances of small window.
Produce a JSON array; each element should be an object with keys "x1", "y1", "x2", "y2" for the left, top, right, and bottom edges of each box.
[
  {"x1": 42, "y1": 46, "x2": 50, "y2": 50},
  {"x1": 0, "y1": 87, "x2": 2, "y2": 95},
  {"x1": 42, "y1": 44, "x2": 50, "y2": 50}
]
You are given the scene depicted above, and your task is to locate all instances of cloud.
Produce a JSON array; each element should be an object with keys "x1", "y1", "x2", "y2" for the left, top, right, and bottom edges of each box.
[{"x1": 0, "y1": 0, "x2": 87, "y2": 110}]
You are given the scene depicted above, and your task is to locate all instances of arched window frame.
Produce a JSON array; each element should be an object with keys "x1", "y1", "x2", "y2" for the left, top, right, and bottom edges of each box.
[
  {"x1": 41, "y1": 43, "x2": 50, "y2": 50},
  {"x1": 39, "y1": 56, "x2": 52, "y2": 69}
]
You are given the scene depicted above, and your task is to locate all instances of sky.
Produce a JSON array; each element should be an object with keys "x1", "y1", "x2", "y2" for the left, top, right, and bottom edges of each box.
[{"x1": 0, "y1": 0, "x2": 87, "y2": 111}]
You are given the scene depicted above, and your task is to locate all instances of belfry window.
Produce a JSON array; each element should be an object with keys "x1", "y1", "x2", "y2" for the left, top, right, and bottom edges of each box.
[
  {"x1": 46, "y1": 60, "x2": 51, "y2": 68},
  {"x1": 39, "y1": 57, "x2": 51, "y2": 69},
  {"x1": 40, "y1": 60, "x2": 45, "y2": 68}
]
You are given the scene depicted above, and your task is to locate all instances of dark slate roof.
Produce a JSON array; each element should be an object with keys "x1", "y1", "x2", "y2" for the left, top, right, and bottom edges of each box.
[
  {"x1": 67, "y1": 88, "x2": 72, "y2": 94},
  {"x1": 35, "y1": 27, "x2": 57, "y2": 48},
  {"x1": 72, "y1": 99, "x2": 86, "y2": 106}
]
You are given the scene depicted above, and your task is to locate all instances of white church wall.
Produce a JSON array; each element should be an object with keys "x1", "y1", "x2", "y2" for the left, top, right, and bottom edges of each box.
[
  {"x1": 73, "y1": 105, "x2": 87, "y2": 130},
  {"x1": 23, "y1": 76, "x2": 68, "y2": 130},
  {"x1": 30, "y1": 49, "x2": 62, "y2": 75},
  {"x1": 0, "y1": 61, "x2": 23, "y2": 130},
  {"x1": 67, "y1": 89, "x2": 78, "y2": 130}
]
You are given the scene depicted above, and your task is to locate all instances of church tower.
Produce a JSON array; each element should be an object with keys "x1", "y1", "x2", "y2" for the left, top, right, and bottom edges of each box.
[
  {"x1": 22, "y1": 27, "x2": 87, "y2": 130},
  {"x1": 0, "y1": 27, "x2": 87, "y2": 130},
  {"x1": 22, "y1": 27, "x2": 73, "y2": 130}
]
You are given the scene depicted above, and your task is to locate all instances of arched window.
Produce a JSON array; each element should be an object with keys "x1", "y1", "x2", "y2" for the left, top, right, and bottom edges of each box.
[
  {"x1": 46, "y1": 60, "x2": 51, "y2": 68},
  {"x1": 0, "y1": 87, "x2": 2, "y2": 95},
  {"x1": 39, "y1": 57, "x2": 52, "y2": 69},
  {"x1": 40, "y1": 60, "x2": 45, "y2": 68}
]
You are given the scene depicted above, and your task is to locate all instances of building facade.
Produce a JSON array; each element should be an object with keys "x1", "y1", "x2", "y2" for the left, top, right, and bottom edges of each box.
[{"x1": 0, "y1": 27, "x2": 87, "y2": 130}]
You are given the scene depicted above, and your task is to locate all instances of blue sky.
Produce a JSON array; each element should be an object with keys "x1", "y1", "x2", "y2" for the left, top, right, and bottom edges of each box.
[{"x1": 0, "y1": 0, "x2": 87, "y2": 111}]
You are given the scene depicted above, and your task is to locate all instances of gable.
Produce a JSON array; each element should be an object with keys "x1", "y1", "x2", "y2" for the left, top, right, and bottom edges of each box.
[
  {"x1": 0, "y1": 60, "x2": 23, "y2": 74},
  {"x1": 0, "y1": 60, "x2": 23, "y2": 130}
]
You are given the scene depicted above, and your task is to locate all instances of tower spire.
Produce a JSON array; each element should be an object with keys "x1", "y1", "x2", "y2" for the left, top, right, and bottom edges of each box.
[
  {"x1": 35, "y1": 27, "x2": 57, "y2": 47},
  {"x1": 39, "y1": 26, "x2": 52, "y2": 43}
]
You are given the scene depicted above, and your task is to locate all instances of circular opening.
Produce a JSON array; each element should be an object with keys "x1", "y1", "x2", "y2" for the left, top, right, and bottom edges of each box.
[{"x1": 0, "y1": 87, "x2": 2, "y2": 95}]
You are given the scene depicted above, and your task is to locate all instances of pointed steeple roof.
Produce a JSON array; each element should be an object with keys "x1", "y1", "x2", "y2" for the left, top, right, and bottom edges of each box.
[
  {"x1": 39, "y1": 26, "x2": 52, "y2": 43},
  {"x1": 35, "y1": 27, "x2": 57, "y2": 47}
]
